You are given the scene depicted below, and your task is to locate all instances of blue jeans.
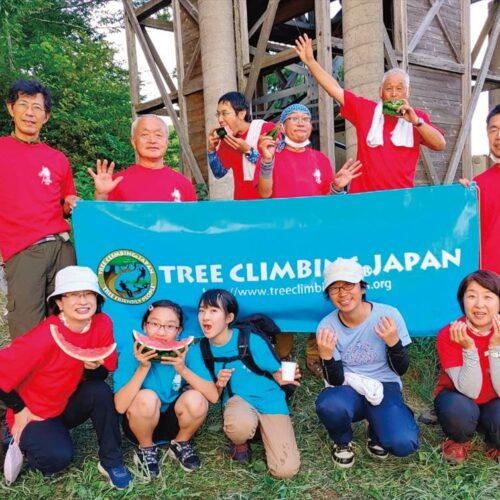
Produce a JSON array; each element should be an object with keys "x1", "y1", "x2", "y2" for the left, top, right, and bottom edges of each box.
[
  {"x1": 316, "y1": 382, "x2": 419, "y2": 457},
  {"x1": 434, "y1": 389, "x2": 500, "y2": 447},
  {"x1": 19, "y1": 381, "x2": 123, "y2": 475}
]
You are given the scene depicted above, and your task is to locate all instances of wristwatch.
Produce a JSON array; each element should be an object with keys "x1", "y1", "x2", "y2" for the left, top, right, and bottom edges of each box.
[{"x1": 414, "y1": 117, "x2": 424, "y2": 127}]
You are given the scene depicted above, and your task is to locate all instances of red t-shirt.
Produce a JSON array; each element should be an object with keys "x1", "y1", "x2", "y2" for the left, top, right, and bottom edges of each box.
[
  {"x1": 474, "y1": 164, "x2": 500, "y2": 274},
  {"x1": 435, "y1": 319, "x2": 497, "y2": 404},
  {"x1": 255, "y1": 147, "x2": 334, "y2": 198},
  {"x1": 217, "y1": 121, "x2": 275, "y2": 200},
  {"x1": 109, "y1": 164, "x2": 197, "y2": 202},
  {"x1": 0, "y1": 136, "x2": 76, "y2": 262},
  {"x1": 340, "y1": 90, "x2": 442, "y2": 193},
  {"x1": 0, "y1": 314, "x2": 117, "y2": 427}
]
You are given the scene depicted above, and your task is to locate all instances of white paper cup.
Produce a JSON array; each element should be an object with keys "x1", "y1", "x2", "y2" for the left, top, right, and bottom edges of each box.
[{"x1": 281, "y1": 361, "x2": 297, "y2": 382}]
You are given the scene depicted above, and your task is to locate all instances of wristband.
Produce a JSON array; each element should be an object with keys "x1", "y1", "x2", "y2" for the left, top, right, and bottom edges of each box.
[
  {"x1": 260, "y1": 158, "x2": 275, "y2": 179},
  {"x1": 244, "y1": 147, "x2": 259, "y2": 164}
]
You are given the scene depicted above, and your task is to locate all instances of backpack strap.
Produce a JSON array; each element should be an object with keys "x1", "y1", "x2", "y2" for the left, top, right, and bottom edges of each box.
[
  {"x1": 237, "y1": 327, "x2": 278, "y2": 382},
  {"x1": 199, "y1": 337, "x2": 217, "y2": 383}
]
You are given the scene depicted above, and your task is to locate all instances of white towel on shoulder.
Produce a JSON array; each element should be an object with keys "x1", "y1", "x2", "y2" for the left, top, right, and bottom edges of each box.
[
  {"x1": 366, "y1": 101, "x2": 414, "y2": 148},
  {"x1": 242, "y1": 119, "x2": 265, "y2": 181},
  {"x1": 343, "y1": 372, "x2": 384, "y2": 406}
]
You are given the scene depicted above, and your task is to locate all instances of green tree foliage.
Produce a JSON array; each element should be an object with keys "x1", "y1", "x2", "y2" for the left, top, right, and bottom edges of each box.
[{"x1": 0, "y1": 0, "x2": 134, "y2": 199}]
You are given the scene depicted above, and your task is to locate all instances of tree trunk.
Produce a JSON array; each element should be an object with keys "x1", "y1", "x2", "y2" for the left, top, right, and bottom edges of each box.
[{"x1": 198, "y1": 0, "x2": 237, "y2": 200}]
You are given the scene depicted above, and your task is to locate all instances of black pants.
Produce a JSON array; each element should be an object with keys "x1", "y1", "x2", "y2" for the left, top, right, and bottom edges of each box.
[
  {"x1": 19, "y1": 381, "x2": 123, "y2": 475},
  {"x1": 435, "y1": 389, "x2": 500, "y2": 448}
]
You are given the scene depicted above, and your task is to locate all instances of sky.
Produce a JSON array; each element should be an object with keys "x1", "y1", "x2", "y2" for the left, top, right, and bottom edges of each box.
[{"x1": 100, "y1": 0, "x2": 492, "y2": 155}]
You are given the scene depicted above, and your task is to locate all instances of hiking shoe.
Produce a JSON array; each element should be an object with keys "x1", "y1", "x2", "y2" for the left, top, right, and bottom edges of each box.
[
  {"x1": 168, "y1": 440, "x2": 201, "y2": 472},
  {"x1": 485, "y1": 447, "x2": 500, "y2": 463},
  {"x1": 366, "y1": 439, "x2": 389, "y2": 460},
  {"x1": 332, "y1": 442, "x2": 355, "y2": 468},
  {"x1": 441, "y1": 439, "x2": 471, "y2": 464},
  {"x1": 133, "y1": 445, "x2": 160, "y2": 479},
  {"x1": 306, "y1": 357, "x2": 323, "y2": 379},
  {"x1": 229, "y1": 442, "x2": 252, "y2": 463},
  {"x1": 97, "y1": 462, "x2": 132, "y2": 490}
]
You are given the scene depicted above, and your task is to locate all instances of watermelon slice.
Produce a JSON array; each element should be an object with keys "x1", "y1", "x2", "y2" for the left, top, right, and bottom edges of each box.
[
  {"x1": 50, "y1": 324, "x2": 116, "y2": 362},
  {"x1": 133, "y1": 330, "x2": 194, "y2": 359}
]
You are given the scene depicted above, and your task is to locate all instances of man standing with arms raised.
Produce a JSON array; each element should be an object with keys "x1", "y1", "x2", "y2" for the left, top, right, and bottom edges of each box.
[
  {"x1": 0, "y1": 80, "x2": 78, "y2": 340},
  {"x1": 295, "y1": 34, "x2": 445, "y2": 193}
]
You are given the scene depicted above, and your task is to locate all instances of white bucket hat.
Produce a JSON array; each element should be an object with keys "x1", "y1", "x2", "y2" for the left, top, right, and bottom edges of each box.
[
  {"x1": 47, "y1": 266, "x2": 104, "y2": 300},
  {"x1": 323, "y1": 257, "x2": 364, "y2": 291}
]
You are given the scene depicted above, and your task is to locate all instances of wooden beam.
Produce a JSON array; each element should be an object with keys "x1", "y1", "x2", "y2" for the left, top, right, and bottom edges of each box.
[
  {"x1": 406, "y1": 52, "x2": 464, "y2": 74},
  {"x1": 315, "y1": 0, "x2": 335, "y2": 165},
  {"x1": 248, "y1": 12, "x2": 265, "y2": 39},
  {"x1": 125, "y1": 16, "x2": 140, "y2": 119},
  {"x1": 140, "y1": 18, "x2": 174, "y2": 31},
  {"x1": 444, "y1": 7, "x2": 500, "y2": 184},
  {"x1": 244, "y1": 0, "x2": 281, "y2": 100},
  {"x1": 122, "y1": 0, "x2": 205, "y2": 186},
  {"x1": 471, "y1": 1, "x2": 497, "y2": 65},
  {"x1": 407, "y1": 0, "x2": 445, "y2": 54},
  {"x1": 178, "y1": 0, "x2": 198, "y2": 24},
  {"x1": 383, "y1": 26, "x2": 399, "y2": 69},
  {"x1": 234, "y1": 0, "x2": 250, "y2": 92},
  {"x1": 183, "y1": 39, "x2": 200, "y2": 83},
  {"x1": 471, "y1": 68, "x2": 500, "y2": 84},
  {"x1": 136, "y1": 0, "x2": 170, "y2": 21},
  {"x1": 461, "y1": 0, "x2": 472, "y2": 179},
  {"x1": 427, "y1": 0, "x2": 460, "y2": 62},
  {"x1": 419, "y1": 146, "x2": 440, "y2": 185},
  {"x1": 274, "y1": 0, "x2": 314, "y2": 25}
]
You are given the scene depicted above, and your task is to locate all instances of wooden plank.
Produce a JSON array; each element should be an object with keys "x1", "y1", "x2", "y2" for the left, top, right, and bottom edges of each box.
[
  {"x1": 471, "y1": 68, "x2": 500, "y2": 84},
  {"x1": 178, "y1": 0, "x2": 199, "y2": 24},
  {"x1": 122, "y1": 0, "x2": 205, "y2": 186},
  {"x1": 136, "y1": 0, "x2": 170, "y2": 21},
  {"x1": 444, "y1": 7, "x2": 500, "y2": 183},
  {"x1": 406, "y1": 52, "x2": 464, "y2": 74},
  {"x1": 140, "y1": 18, "x2": 174, "y2": 31},
  {"x1": 315, "y1": 0, "x2": 335, "y2": 166},
  {"x1": 461, "y1": 0, "x2": 472, "y2": 179},
  {"x1": 407, "y1": 0, "x2": 445, "y2": 54},
  {"x1": 248, "y1": 12, "x2": 265, "y2": 39},
  {"x1": 427, "y1": 0, "x2": 460, "y2": 62},
  {"x1": 234, "y1": 0, "x2": 250, "y2": 92},
  {"x1": 183, "y1": 39, "x2": 201, "y2": 83},
  {"x1": 244, "y1": 0, "x2": 281, "y2": 100},
  {"x1": 125, "y1": 16, "x2": 140, "y2": 118},
  {"x1": 471, "y1": 1, "x2": 497, "y2": 65},
  {"x1": 383, "y1": 26, "x2": 398, "y2": 69}
]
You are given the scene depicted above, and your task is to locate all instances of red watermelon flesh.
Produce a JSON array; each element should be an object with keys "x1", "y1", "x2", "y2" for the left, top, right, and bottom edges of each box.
[
  {"x1": 133, "y1": 330, "x2": 194, "y2": 359},
  {"x1": 50, "y1": 324, "x2": 116, "y2": 362}
]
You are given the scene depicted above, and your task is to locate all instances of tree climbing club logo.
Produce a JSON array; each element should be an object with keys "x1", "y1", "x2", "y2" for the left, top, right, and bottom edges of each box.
[{"x1": 97, "y1": 250, "x2": 157, "y2": 304}]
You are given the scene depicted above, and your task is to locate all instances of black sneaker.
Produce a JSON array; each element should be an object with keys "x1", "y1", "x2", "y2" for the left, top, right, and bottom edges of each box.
[
  {"x1": 332, "y1": 442, "x2": 354, "y2": 468},
  {"x1": 133, "y1": 445, "x2": 160, "y2": 479},
  {"x1": 366, "y1": 439, "x2": 389, "y2": 460},
  {"x1": 167, "y1": 440, "x2": 201, "y2": 472}
]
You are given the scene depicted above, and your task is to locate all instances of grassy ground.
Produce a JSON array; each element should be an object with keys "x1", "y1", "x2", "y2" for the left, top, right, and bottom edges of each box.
[{"x1": 0, "y1": 297, "x2": 498, "y2": 500}]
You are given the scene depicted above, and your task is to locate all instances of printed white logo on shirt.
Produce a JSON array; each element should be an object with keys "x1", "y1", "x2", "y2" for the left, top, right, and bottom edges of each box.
[
  {"x1": 313, "y1": 168, "x2": 321, "y2": 185},
  {"x1": 171, "y1": 188, "x2": 181, "y2": 202},
  {"x1": 38, "y1": 166, "x2": 52, "y2": 185}
]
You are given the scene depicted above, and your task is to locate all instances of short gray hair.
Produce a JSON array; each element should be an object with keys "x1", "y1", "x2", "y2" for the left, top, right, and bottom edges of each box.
[
  {"x1": 382, "y1": 68, "x2": 410, "y2": 88},
  {"x1": 131, "y1": 114, "x2": 169, "y2": 138}
]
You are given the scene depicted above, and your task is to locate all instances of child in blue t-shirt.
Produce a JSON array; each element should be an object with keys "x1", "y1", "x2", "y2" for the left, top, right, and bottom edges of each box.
[
  {"x1": 113, "y1": 300, "x2": 218, "y2": 478},
  {"x1": 188, "y1": 289, "x2": 301, "y2": 479}
]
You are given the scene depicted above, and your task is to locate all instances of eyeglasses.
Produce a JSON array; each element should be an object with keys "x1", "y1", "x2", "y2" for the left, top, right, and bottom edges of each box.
[
  {"x1": 15, "y1": 101, "x2": 46, "y2": 114},
  {"x1": 286, "y1": 116, "x2": 311, "y2": 124},
  {"x1": 62, "y1": 291, "x2": 97, "y2": 300},
  {"x1": 215, "y1": 111, "x2": 235, "y2": 118},
  {"x1": 146, "y1": 321, "x2": 180, "y2": 333},
  {"x1": 328, "y1": 283, "x2": 356, "y2": 295}
]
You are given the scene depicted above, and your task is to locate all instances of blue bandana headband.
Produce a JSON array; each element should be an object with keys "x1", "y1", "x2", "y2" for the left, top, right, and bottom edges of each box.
[{"x1": 279, "y1": 104, "x2": 312, "y2": 123}]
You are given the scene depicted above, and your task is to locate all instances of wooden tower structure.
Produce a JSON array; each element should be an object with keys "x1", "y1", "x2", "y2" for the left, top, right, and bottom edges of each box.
[{"x1": 122, "y1": 0, "x2": 500, "y2": 199}]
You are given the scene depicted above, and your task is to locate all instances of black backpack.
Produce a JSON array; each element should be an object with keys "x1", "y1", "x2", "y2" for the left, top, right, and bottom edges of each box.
[{"x1": 199, "y1": 313, "x2": 296, "y2": 400}]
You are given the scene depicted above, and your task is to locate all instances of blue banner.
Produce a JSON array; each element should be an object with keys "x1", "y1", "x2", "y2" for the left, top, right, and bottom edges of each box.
[{"x1": 73, "y1": 184, "x2": 479, "y2": 346}]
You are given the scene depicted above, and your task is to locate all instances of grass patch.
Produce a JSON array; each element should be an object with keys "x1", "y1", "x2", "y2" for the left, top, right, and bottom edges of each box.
[{"x1": 0, "y1": 302, "x2": 498, "y2": 499}]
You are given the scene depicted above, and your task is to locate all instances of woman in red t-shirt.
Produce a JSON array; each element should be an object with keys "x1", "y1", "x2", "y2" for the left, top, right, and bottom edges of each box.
[{"x1": 434, "y1": 270, "x2": 500, "y2": 464}]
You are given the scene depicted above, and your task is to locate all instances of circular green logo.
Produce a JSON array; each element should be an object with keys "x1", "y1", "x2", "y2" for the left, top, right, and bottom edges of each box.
[{"x1": 98, "y1": 250, "x2": 157, "y2": 305}]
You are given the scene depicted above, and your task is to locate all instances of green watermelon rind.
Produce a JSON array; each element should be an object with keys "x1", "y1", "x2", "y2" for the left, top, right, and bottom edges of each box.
[
  {"x1": 132, "y1": 330, "x2": 194, "y2": 360},
  {"x1": 382, "y1": 99, "x2": 405, "y2": 116},
  {"x1": 50, "y1": 324, "x2": 116, "y2": 362}
]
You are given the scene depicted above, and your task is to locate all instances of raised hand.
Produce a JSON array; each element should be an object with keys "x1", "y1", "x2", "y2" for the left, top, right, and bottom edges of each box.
[
  {"x1": 449, "y1": 320, "x2": 475, "y2": 350},
  {"x1": 375, "y1": 316, "x2": 399, "y2": 347},
  {"x1": 317, "y1": 327, "x2": 337, "y2": 360},
  {"x1": 332, "y1": 159, "x2": 363, "y2": 190},
  {"x1": 87, "y1": 159, "x2": 123, "y2": 199},
  {"x1": 295, "y1": 34, "x2": 315, "y2": 66},
  {"x1": 258, "y1": 134, "x2": 277, "y2": 163},
  {"x1": 489, "y1": 314, "x2": 500, "y2": 348}
]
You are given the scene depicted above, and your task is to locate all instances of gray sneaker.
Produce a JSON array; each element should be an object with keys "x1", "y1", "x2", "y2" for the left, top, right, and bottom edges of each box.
[{"x1": 167, "y1": 440, "x2": 201, "y2": 472}]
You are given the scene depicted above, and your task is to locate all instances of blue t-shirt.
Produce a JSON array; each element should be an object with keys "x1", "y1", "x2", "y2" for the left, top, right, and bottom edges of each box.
[
  {"x1": 317, "y1": 302, "x2": 411, "y2": 387},
  {"x1": 114, "y1": 342, "x2": 189, "y2": 412},
  {"x1": 188, "y1": 329, "x2": 288, "y2": 415}
]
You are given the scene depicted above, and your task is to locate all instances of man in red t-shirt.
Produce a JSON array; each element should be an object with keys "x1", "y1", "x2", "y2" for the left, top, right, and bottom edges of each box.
[
  {"x1": 88, "y1": 114, "x2": 197, "y2": 202},
  {"x1": 0, "y1": 80, "x2": 78, "y2": 339},
  {"x1": 207, "y1": 92, "x2": 275, "y2": 200},
  {"x1": 470, "y1": 106, "x2": 500, "y2": 274},
  {"x1": 295, "y1": 34, "x2": 445, "y2": 193}
]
